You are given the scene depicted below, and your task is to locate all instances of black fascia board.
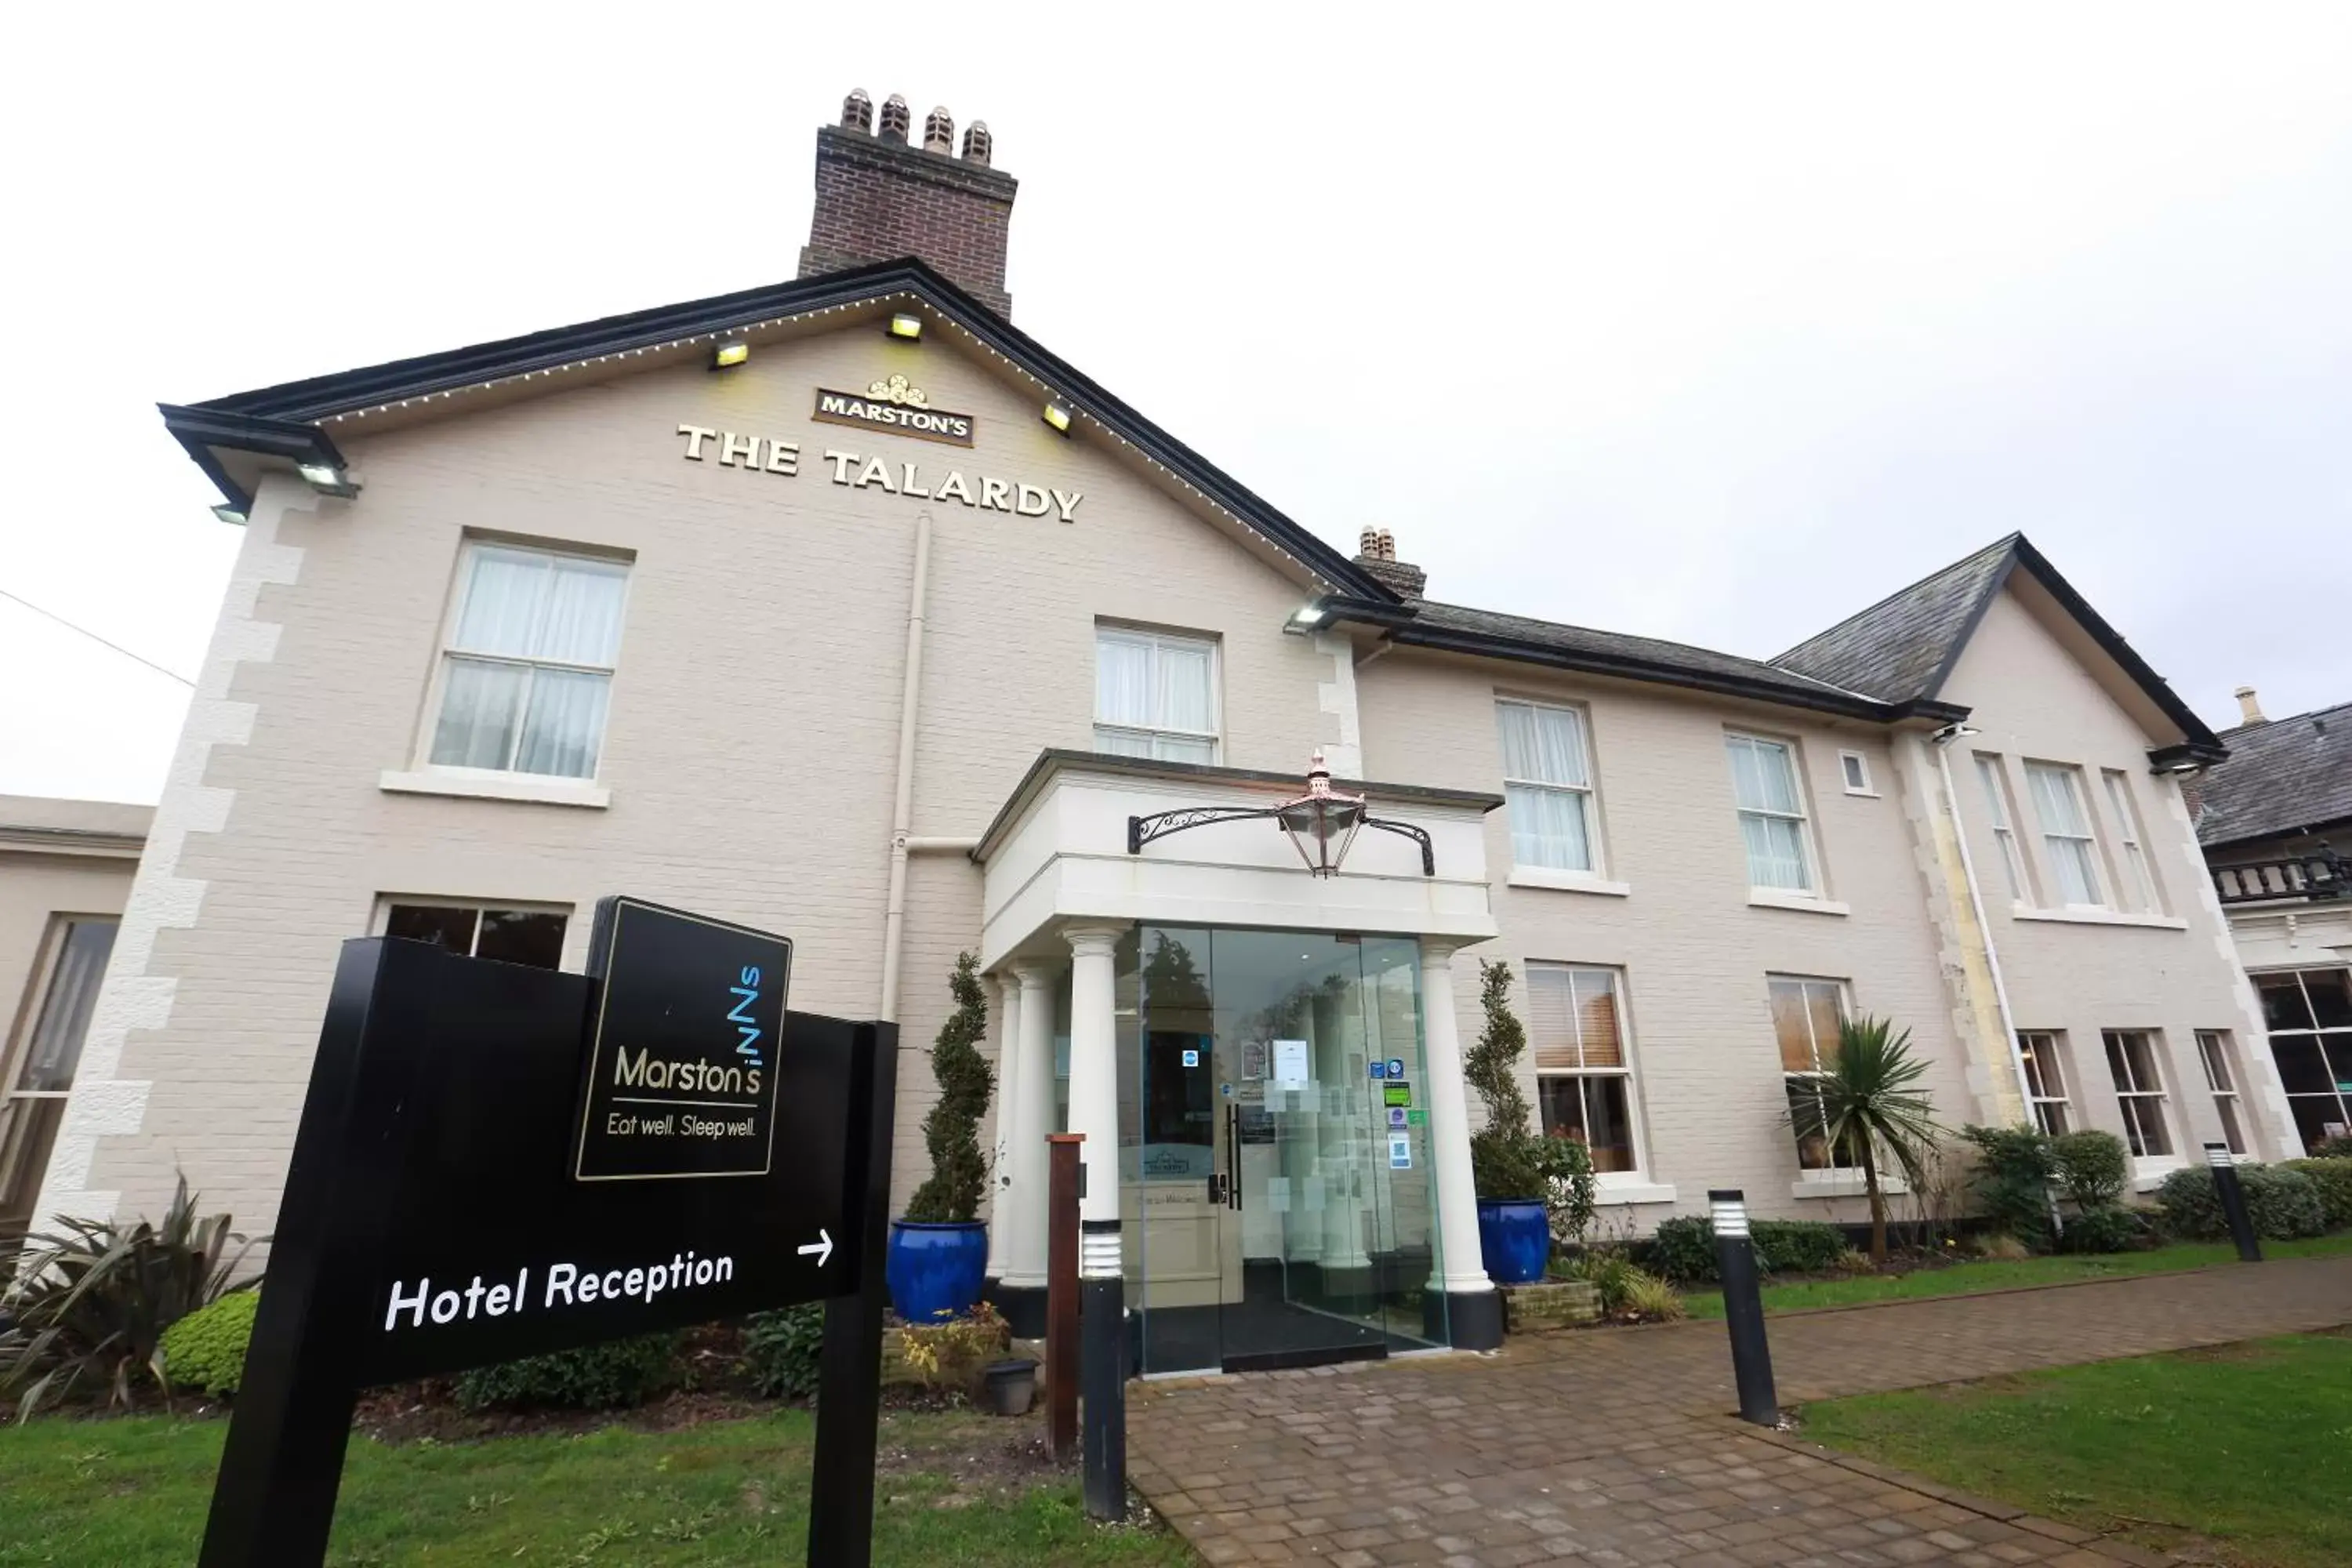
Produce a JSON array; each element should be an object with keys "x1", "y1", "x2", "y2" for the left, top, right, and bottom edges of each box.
[
  {"x1": 2005, "y1": 537, "x2": 2224, "y2": 754},
  {"x1": 163, "y1": 257, "x2": 1395, "y2": 604},
  {"x1": 1319, "y1": 603, "x2": 1915, "y2": 723},
  {"x1": 157, "y1": 405, "x2": 350, "y2": 512}
]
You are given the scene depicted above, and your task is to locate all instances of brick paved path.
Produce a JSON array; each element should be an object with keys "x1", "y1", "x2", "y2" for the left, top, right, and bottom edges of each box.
[{"x1": 1127, "y1": 1255, "x2": 2352, "y2": 1567}]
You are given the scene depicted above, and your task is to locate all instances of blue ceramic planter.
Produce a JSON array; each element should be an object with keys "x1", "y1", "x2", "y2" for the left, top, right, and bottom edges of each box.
[
  {"x1": 1477, "y1": 1197, "x2": 1550, "y2": 1285},
  {"x1": 886, "y1": 1220, "x2": 989, "y2": 1323}
]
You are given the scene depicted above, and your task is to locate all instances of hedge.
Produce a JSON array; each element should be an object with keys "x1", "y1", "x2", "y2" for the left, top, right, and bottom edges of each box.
[
  {"x1": 1647, "y1": 1216, "x2": 1847, "y2": 1283},
  {"x1": 2281, "y1": 1156, "x2": 2352, "y2": 1231},
  {"x1": 2153, "y1": 1163, "x2": 2326, "y2": 1242},
  {"x1": 454, "y1": 1332, "x2": 684, "y2": 1410}
]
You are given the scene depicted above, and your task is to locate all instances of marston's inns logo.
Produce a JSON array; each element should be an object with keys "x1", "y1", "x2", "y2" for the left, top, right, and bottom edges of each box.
[
  {"x1": 810, "y1": 377, "x2": 975, "y2": 447},
  {"x1": 609, "y1": 962, "x2": 767, "y2": 1096}
]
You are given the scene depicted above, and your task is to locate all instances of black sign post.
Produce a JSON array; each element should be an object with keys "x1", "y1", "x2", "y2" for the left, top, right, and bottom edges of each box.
[{"x1": 199, "y1": 898, "x2": 894, "y2": 1567}]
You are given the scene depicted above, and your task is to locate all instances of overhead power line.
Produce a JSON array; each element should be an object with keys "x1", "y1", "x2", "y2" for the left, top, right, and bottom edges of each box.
[{"x1": 0, "y1": 585, "x2": 198, "y2": 688}]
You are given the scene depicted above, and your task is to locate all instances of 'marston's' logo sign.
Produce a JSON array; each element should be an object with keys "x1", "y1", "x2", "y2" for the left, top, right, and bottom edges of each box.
[{"x1": 811, "y1": 374, "x2": 975, "y2": 447}]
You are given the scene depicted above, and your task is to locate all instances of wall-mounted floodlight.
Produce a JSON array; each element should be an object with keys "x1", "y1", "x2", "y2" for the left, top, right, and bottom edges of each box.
[
  {"x1": 298, "y1": 462, "x2": 358, "y2": 497},
  {"x1": 211, "y1": 503, "x2": 248, "y2": 525},
  {"x1": 1042, "y1": 402, "x2": 1072, "y2": 434},
  {"x1": 712, "y1": 339, "x2": 750, "y2": 368},
  {"x1": 887, "y1": 313, "x2": 923, "y2": 340},
  {"x1": 1930, "y1": 722, "x2": 1982, "y2": 746},
  {"x1": 1283, "y1": 604, "x2": 1327, "y2": 635}
]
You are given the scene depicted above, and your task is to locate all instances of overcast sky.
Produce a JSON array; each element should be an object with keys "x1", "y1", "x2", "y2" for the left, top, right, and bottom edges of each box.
[{"x1": 5, "y1": 5, "x2": 2349, "y2": 804}]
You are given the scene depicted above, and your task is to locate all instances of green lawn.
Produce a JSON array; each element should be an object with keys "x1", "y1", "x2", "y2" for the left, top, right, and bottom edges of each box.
[
  {"x1": 1800, "y1": 1332, "x2": 2352, "y2": 1567},
  {"x1": 0, "y1": 1406, "x2": 1192, "y2": 1567},
  {"x1": 1678, "y1": 1232, "x2": 2352, "y2": 1318}
]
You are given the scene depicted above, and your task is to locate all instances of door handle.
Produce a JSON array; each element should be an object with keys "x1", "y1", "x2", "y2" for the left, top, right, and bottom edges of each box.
[
  {"x1": 1207, "y1": 1173, "x2": 1227, "y2": 1205},
  {"x1": 1225, "y1": 1104, "x2": 1242, "y2": 1210}
]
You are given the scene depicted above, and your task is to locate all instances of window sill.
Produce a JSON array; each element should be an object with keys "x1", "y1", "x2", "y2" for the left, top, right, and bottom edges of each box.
[
  {"x1": 1789, "y1": 1174, "x2": 1910, "y2": 1200},
  {"x1": 2132, "y1": 1156, "x2": 2187, "y2": 1192},
  {"x1": 1593, "y1": 1180, "x2": 1676, "y2": 1206},
  {"x1": 1507, "y1": 867, "x2": 1632, "y2": 898},
  {"x1": 1748, "y1": 888, "x2": 1850, "y2": 917},
  {"x1": 2009, "y1": 906, "x2": 2187, "y2": 931},
  {"x1": 379, "y1": 768, "x2": 611, "y2": 810}
]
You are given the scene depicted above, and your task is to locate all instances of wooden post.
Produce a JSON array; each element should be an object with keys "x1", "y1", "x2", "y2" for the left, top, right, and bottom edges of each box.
[{"x1": 1046, "y1": 1133, "x2": 1083, "y2": 1462}]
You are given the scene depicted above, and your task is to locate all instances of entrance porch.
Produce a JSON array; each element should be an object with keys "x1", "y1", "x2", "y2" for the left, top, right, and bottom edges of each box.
[{"x1": 971, "y1": 750, "x2": 1504, "y2": 1371}]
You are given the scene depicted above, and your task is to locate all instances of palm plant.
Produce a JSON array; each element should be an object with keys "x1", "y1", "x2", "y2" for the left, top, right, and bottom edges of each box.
[
  {"x1": 1786, "y1": 1015, "x2": 1943, "y2": 1262},
  {"x1": 0, "y1": 1174, "x2": 263, "y2": 1417}
]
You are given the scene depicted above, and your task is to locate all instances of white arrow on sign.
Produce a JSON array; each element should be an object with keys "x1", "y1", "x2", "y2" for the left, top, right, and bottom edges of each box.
[{"x1": 797, "y1": 1229, "x2": 834, "y2": 1267}]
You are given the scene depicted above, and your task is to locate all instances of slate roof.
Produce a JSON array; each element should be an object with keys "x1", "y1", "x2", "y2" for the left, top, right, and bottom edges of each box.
[
  {"x1": 2195, "y1": 701, "x2": 2352, "y2": 848},
  {"x1": 1771, "y1": 535, "x2": 2019, "y2": 702}
]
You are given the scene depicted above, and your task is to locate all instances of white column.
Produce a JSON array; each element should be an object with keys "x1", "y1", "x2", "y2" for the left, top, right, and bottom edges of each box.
[
  {"x1": 999, "y1": 961, "x2": 1058, "y2": 1289},
  {"x1": 984, "y1": 973, "x2": 1022, "y2": 1283},
  {"x1": 1420, "y1": 940, "x2": 1493, "y2": 1298},
  {"x1": 1064, "y1": 925, "x2": 1126, "y2": 1228}
]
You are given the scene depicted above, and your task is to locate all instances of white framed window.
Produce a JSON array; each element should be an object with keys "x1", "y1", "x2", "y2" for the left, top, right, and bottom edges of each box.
[
  {"x1": 1838, "y1": 750, "x2": 1875, "y2": 796},
  {"x1": 2016, "y1": 1030, "x2": 2072, "y2": 1135},
  {"x1": 378, "y1": 898, "x2": 570, "y2": 970},
  {"x1": 2103, "y1": 1029, "x2": 2174, "y2": 1159},
  {"x1": 1497, "y1": 700, "x2": 1599, "y2": 873},
  {"x1": 1726, "y1": 733, "x2": 1816, "y2": 891},
  {"x1": 426, "y1": 542, "x2": 630, "y2": 782},
  {"x1": 1769, "y1": 974, "x2": 1857, "y2": 1170},
  {"x1": 1094, "y1": 626, "x2": 1219, "y2": 764},
  {"x1": 2101, "y1": 770, "x2": 2161, "y2": 913},
  {"x1": 1974, "y1": 754, "x2": 2032, "y2": 902},
  {"x1": 2256, "y1": 967, "x2": 2352, "y2": 1152},
  {"x1": 1526, "y1": 964, "x2": 1640, "y2": 1174},
  {"x1": 0, "y1": 917, "x2": 118, "y2": 1232},
  {"x1": 2026, "y1": 762, "x2": 2104, "y2": 908},
  {"x1": 2195, "y1": 1030, "x2": 2247, "y2": 1156}
]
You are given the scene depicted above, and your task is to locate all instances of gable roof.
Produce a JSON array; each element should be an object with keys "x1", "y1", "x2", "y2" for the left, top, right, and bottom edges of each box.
[
  {"x1": 1770, "y1": 533, "x2": 2226, "y2": 763},
  {"x1": 2195, "y1": 700, "x2": 2352, "y2": 848},
  {"x1": 157, "y1": 256, "x2": 1399, "y2": 604}
]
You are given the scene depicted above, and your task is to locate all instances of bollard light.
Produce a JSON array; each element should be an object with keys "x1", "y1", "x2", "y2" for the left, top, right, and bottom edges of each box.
[
  {"x1": 1078, "y1": 1218, "x2": 1127, "y2": 1520},
  {"x1": 2206, "y1": 1141, "x2": 2263, "y2": 1262},
  {"x1": 1710, "y1": 1189, "x2": 1780, "y2": 1426}
]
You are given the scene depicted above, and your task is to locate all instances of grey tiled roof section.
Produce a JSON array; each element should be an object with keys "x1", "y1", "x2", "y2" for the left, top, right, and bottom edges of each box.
[
  {"x1": 2195, "y1": 701, "x2": 2352, "y2": 846},
  {"x1": 1408, "y1": 601, "x2": 1873, "y2": 705},
  {"x1": 1770, "y1": 535, "x2": 2020, "y2": 702}
]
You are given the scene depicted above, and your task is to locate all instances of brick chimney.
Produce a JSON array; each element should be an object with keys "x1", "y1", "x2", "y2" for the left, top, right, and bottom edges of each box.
[
  {"x1": 1353, "y1": 527, "x2": 1427, "y2": 600},
  {"x1": 798, "y1": 89, "x2": 1018, "y2": 317}
]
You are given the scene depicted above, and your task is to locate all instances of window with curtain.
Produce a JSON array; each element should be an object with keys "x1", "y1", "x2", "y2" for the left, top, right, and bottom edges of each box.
[
  {"x1": 427, "y1": 543, "x2": 630, "y2": 781},
  {"x1": 2016, "y1": 1030, "x2": 2072, "y2": 1135},
  {"x1": 1094, "y1": 627, "x2": 1218, "y2": 763},
  {"x1": 2103, "y1": 1029, "x2": 2173, "y2": 1158},
  {"x1": 2256, "y1": 968, "x2": 2352, "y2": 1152},
  {"x1": 383, "y1": 901, "x2": 568, "y2": 968},
  {"x1": 2025, "y1": 762, "x2": 2103, "y2": 907},
  {"x1": 2195, "y1": 1031, "x2": 2246, "y2": 1156},
  {"x1": 1726, "y1": 734, "x2": 1814, "y2": 891},
  {"x1": 2102, "y1": 770, "x2": 2161, "y2": 913},
  {"x1": 0, "y1": 917, "x2": 118, "y2": 1232},
  {"x1": 1975, "y1": 754, "x2": 2031, "y2": 902},
  {"x1": 1497, "y1": 700, "x2": 1597, "y2": 873},
  {"x1": 1769, "y1": 974, "x2": 1856, "y2": 1170},
  {"x1": 1526, "y1": 964, "x2": 1638, "y2": 1173}
]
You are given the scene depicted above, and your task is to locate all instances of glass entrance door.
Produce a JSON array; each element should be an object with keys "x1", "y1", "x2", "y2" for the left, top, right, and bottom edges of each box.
[{"x1": 1121, "y1": 927, "x2": 1450, "y2": 1374}]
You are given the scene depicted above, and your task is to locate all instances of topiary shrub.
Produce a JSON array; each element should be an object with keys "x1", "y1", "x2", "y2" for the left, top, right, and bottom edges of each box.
[
  {"x1": 158, "y1": 1289, "x2": 260, "y2": 1399},
  {"x1": 1961, "y1": 1125, "x2": 2056, "y2": 1249},
  {"x1": 454, "y1": 1332, "x2": 684, "y2": 1410},
  {"x1": 1464, "y1": 961, "x2": 1595, "y2": 1247},
  {"x1": 2055, "y1": 1205, "x2": 2149, "y2": 1254},
  {"x1": 903, "y1": 953, "x2": 993, "y2": 1224},
  {"x1": 2051, "y1": 1131, "x2": 2129, "y2": 1210},
  {"x1": 2280, "y1": 1157, "x2": 2352, "y2": 1231},
  {"x1": 740, "y1": 1305, "x2": 826, "y2": 1399},
  {"x1": 2154, "y1": 1164, "x2": 2327, "y2": 1242}
]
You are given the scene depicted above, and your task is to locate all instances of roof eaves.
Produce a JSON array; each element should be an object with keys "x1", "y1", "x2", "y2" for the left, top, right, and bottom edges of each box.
[
  {"x1": 155, "y1": 405, "x2": 350, "y2": 513},
  {"x1": 162, "y1": 257, "x2": 1398, "y2": 604},
  {"x1": 2007, "y1": 536, "x2": 2224, "y2": 754}
]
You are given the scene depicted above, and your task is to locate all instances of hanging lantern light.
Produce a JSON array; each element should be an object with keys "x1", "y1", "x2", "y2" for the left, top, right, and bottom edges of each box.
[{"x1": 1127, "y1": 751, "x2": 1434, "y2": 877}]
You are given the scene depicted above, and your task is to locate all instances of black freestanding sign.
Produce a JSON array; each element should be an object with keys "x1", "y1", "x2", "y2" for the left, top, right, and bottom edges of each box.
[{"x1": 198, "y1": 898, "x2": 896, "y2": 1567}]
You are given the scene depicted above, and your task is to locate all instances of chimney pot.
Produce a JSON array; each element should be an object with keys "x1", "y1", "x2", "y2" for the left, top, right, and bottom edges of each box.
[
  {"x1": 1359, "y1": 526, "x2": 1381, "y2": 557},
  {"x1": 961, "y1": 119, "x2": 993, "y2": 165},
  {"x1": 841, "y1": 89, "x2": 873, "y2": 133},
  {"x1": 924, "y1": 106, "x2": 955, "y2": 154},
  {"x1": 1352, "y1": 527, "x2": 1425, "y2": 598},
  {"x1": 878, "y1": 93, "x2": 911, "y2": 142},
  {"x1": 2234, "y1": 685, "x2": 2267, "y2": 725}
]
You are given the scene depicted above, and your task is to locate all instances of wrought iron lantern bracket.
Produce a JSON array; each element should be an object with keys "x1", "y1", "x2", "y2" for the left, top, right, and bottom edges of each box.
[{"x1": 1123, "y1": 753, "x2": 1436, "y2": 877}]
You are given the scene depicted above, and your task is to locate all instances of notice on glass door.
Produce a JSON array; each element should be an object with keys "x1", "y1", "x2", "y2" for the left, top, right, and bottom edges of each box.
[
  {"x1": 1272, "y1": 1038, "x2": 1311, "y2": 1089},
  {"x1": 1388, "y1": 1134, "x2": 1414, "y2": 1170}
]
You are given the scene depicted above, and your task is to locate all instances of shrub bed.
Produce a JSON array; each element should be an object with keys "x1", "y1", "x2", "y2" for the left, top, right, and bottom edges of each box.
[
  {"x1": 454, "y1": 1332, "x2": 684, "y2": 1411},
  {"x1": 2154, "y1": 1164, "x2": 2326, "y2": 1242},
  {"x1": 1647, "y1": 1216, "x2": 1848, "y2": 1283},
  {"x1": 2053, "y1": 1205, "x2": 2148, "y2": 1254},
  {"x1": 740, "y1": 1305, "x2": 826, "y2": 1399},
  {"x1": 2280, "y1": 1157, "x2": 2352, "y2": 1232}
]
